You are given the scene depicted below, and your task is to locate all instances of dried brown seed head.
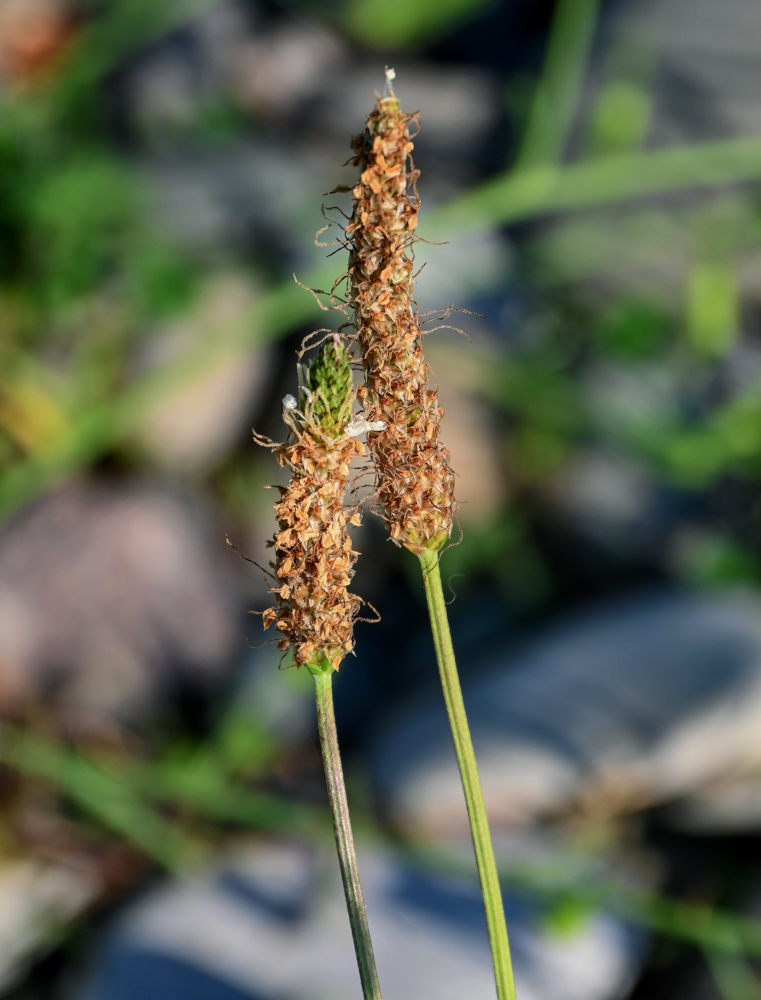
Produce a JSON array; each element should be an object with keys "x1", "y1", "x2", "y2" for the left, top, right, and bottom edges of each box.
[
  {"x1": 256, "y1": 338, "x2": 365, "y2": 673},
  {"x1": 347, "y1": 88, "x2": 456, "y2": 555}
]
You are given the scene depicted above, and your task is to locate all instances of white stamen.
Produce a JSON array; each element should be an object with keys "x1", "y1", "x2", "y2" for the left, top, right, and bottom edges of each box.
[
  {"x1": 345, "y1": 418, "x2": 387, "y2": 438},
  {"x1": 384, "y1": 66, "x2": 396, "y2": 98}
]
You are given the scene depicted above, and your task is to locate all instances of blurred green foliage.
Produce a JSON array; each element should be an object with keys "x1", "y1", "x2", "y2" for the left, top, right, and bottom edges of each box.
[
  {"x1": 343, "y1": 0, "x2": 497, "y2": 47},
  {"x1": 588, "y1": 80, "x2": 652, "y2": 155}
]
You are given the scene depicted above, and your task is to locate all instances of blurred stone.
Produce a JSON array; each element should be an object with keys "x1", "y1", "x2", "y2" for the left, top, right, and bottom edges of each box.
[
  {"x1": 371, "y1": 591, "x2": 761, "y2": 834},
  {"x1": 424, "y1": 335, "x2": 505, "y2": 524},
  {"x1": 414, "y1": 230, "x2": 513, "y2": 311},
  {"x1": 0, "y1": 480, "x2": 242, "y2": 728},
  {"x1": 660, "y1": 776, "x2": 761, "y2": 833},
  {"x1": 543, "y1": 447, "x2": 658, "y2": 559},
  {"x1": 233, "y1": 644, "x2": 315, "y2": 748},
  {"x1": 231, "y1": 21, "x2": 348, "y2": 119},
  {"x1": 132, "y1": 273, "x2": 273, "y2": 474},
  {"x1": 0, "y1": 857, "x2": 97, "y2": 992},
  {"x1": 121, "y1": 1, "x2": 253, "y2": 142},
  {"x1": 582, "y1": 360, "x2": 683, "y2": 436},
  {"x1": 79, "y1": 840, "x2": 645, "y2": 1000},
  {"x1": 141, "y1": 137, "x2": 329, "y2": 258},
  {"x1": 614, "y1": 0, "x2": 761, "y2": 143}
]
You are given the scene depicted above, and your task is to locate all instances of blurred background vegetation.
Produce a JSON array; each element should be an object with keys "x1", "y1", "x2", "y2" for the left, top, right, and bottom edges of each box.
[{"x1": 3, "y1": 0, "x2": 761, "y2": 998}]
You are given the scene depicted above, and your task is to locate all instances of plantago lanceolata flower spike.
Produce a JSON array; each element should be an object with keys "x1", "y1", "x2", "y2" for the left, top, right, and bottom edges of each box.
[
  {"x1": 347, "y1": 72, "x2": 456, "y2": 555},
  {"x1": 256, "y1": 335, "x2": 383, "y2": 999},
  {"x1": 258, "y1": 336, "x2": 365, "y2": 675}
]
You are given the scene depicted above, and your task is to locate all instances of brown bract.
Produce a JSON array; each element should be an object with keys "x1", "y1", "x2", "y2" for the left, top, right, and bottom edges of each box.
[
  {"x1": 347, "y1": 94, "x2": 456, "y2": 555},
  {"x1": 258, "y1": 419, "x2": 364, "y2": 671}
]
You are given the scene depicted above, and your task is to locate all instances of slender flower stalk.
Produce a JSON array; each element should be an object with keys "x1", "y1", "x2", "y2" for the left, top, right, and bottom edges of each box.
[
  {"x1": 420, "y1": 549, "x2": 516, "y2": 1000},
  {"x1": 256, "y1": 338, "x2": 382, "y2": 1000},
  {"x1": 313, "y1": 667, "x2": 381, "y2": 1000},
  {"x1": 346, "y1": 72, "x2": 517, "y2": 1000}
]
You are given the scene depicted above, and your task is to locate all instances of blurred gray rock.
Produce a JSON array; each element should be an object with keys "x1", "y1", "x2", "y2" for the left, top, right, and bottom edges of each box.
[
  {"x1": 231, "y1": 21, "x2": 348, "y2": 120},
  {"x1": 615, "y1": 0, "x2": 761, "y2": 143},
  {"x1": 424, "y1": 336, "x2": 506, "y2": 524},
  {"x1": 122, "y1": 1, "x2": 254, "y2": 143},
  {"x1": 132, "y1": 272, "x2": 274, "y2": 474},
  {"x1": 0, "y1": 858, "x2": 98, "y2": 993},
  {"x1": 0, "y1": 481, "x2": 242, "y2": 729},
  {"x1": 414, "y1": 230, "x2": 512, "y2": 314},
  {"x1": 371, "y1": 591, "x2": 761, "y2": 834},
  {"x1": 544, "y1": 448, "x2": 655, "y2": 556},
  {"x1": 233, "y1": 644, "x2": 315, "y2": 748},
  {"x1": 141, "y1": 136, "x2": 331, "y2": 259},
  {"x1": 660, "y1": 775, "x2": 761, "y2": 833},
  {"x1": 79, "y1": 841, "x2": 645, "y2": 1000}
]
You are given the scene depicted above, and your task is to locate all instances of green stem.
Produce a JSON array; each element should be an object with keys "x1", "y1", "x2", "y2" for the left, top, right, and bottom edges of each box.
[
  {"x1": 312, "y1": 668, "x2": 383, "y2": 1000},
  {"x1": 516, "y1": 0, "x2": 599, "y2": 168},
  {"x1": 418, "y1": 548, "x2": 517, "y2": 1000}
]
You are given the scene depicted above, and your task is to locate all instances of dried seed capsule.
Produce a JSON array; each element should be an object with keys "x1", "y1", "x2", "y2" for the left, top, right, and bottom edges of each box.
[
  {"x1": 257, "y1": 337, "x2": 364, "y2": 673},
  {"x1": 347, "y1": 78, "x2": 456, "y2": 555}
]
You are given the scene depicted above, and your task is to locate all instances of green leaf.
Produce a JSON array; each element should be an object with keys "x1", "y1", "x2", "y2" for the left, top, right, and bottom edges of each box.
[
  {"x1": 344, "y1": 0, "x2": 496, "y2": 47},
  {"x1": 686, "y1": 260, "x2": 738, "y2": 359}
]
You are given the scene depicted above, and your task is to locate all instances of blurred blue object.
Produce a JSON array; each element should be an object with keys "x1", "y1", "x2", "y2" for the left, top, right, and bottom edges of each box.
[
  {"x1": 371, "y1": 589, "x2": 761, "y2": 833},
  {"x1": 80, "y1": 840, "x2": 645, "y2": 1000}
]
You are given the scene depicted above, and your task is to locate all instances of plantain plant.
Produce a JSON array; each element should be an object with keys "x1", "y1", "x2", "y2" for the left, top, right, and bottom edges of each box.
[{"x1": 256, "y1": 70, "x2": 516, "y2": 1000}]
